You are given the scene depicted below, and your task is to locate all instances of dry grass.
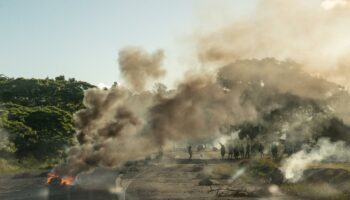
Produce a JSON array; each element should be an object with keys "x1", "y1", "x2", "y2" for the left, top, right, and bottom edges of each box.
[
  {"x1": 281, "y1": 182, "x2": 350, "y2": 200},
  {"x1": 211, "y1": 163, "x2": 238, "y2": 179},
  {"x1": 308, "y1": 162, "x2": 350, "y2": 172}
]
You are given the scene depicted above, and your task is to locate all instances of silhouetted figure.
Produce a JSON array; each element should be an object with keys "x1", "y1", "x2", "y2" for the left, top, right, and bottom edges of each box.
[
  {"x1": 188, "y1": 145, "x2": 192, "y2": 160},
  {"x1": 228, "y1": 144, "x2": 234, "y2": 159},
  {"x1": 233, "y1": 147, "x2": 239, "y2": 159},
  {"x1": 258, "y1": 143, "x2": 264, "y2": 158},
  {"x1": 284, "y1": 144, "x2": 293, "y2": 156},
  {"x1": 271, "y1": 144, "x2": 278, "y2": 160},
  {"x1": 245, "y1": 143, "x2": 251, "y2": 158},
  {"x1": 239, "y1": 145, "x2": 245, "y2": 159},
  {"x1": 219, "y1": 143, "x2": 226, "y2": 159}
]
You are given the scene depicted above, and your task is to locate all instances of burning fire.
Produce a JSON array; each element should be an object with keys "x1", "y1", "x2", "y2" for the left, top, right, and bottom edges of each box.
[{"x1": 47, "y1": 172, "x2": 75, "y2": 186}]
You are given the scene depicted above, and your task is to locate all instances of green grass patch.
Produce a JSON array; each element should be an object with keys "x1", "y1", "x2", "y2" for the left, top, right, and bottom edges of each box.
[{"x1": 0, "y1": 157, "x2": 60, "y2": 175}]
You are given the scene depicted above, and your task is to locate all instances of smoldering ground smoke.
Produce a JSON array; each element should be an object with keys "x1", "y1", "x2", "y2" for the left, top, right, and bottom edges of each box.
[{"x1": 55, "y1": 0, "x2": 350, "y2": 180}]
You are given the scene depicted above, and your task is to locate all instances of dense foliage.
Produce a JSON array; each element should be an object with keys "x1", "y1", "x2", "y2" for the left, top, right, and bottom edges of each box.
[
  {"x1": 0, "y1": 74, "x2": 94, "y2": 112},
  {"x1": 0, "y1": 75, "x2": 94, "y2": 161}
]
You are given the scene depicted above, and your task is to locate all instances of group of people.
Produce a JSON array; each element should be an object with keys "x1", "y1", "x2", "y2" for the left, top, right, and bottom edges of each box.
[
  {"x1": 187, "y1": 142, "x2": 275, "y2": 160},
  {"x1": 219, "y1": 142, "x2": 264, "y2": 160}
]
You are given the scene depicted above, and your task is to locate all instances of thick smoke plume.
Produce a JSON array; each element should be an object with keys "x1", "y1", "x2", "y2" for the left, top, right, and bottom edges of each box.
[
  {"x1": 195, "y1": 0, "x2": 350, "y2": 125},
  {"x1": 118, "y1": 47, "x2": 166, "y2": 92},
  {"x1": 56, "y1": 88, "x2": 156, "y2": 176},
  {"x1": 56, "y1": 58, "x2": 350, "y2": 177},
  {"x1": 56, "y1": 70, "x2": 257, "y2": 176},
  {"x1": 196, "y1": 0, "x2": 350, "y2": 88},
  {"x1": 54, "y1": 0, "x2": 350, "y2": 179}
]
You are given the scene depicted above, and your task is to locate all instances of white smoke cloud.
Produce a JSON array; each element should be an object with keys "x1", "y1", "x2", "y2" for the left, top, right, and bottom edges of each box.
[
  {"x1": 322, "y1": 0, "x2": 349, "y2": 10},
  {"x1": 281, "y1": 138, "x2": 350, "y2": 182}
]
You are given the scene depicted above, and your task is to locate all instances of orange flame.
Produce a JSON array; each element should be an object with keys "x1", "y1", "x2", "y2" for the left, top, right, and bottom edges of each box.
[{"x1": 47, "y1": 172, "x2": 75, "y2": 186}]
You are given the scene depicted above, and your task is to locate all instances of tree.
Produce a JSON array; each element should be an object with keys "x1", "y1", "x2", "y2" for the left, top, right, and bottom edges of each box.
[
  {"x1": 0, "y1": 76, "x2": 95, "y2": 112},
  {"x1": 55, "y1": 75, "x2": 65, "y2": 81},
  {"x1": 0, "y1": 103, "x2": 75, "y2": 159}
]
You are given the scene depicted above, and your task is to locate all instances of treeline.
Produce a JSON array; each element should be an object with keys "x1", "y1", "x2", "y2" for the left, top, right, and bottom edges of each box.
[{"x1": 0, "y1": 75, "x2": 95, "y2": 162}]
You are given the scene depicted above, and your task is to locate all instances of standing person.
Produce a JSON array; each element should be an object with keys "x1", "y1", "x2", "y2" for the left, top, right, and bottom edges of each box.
[
  {"x1": 219, "y1": 143, "x2": 226, "y2": 160},
  {"x1": 228, "y1": 144, "x2": 234, "y2": 159},
  {"x1": 188, "y1": 145, "x2": 193, "y2": 160},
  {"x1": 271, "y1": 144, "x2": 278, "y2": 160},
  {"x1": 245, "y1": 143, "x2": 251, "y2": 158},
  {"x1": 234, "y1": 146, "x2": 239, "y2": 160},
  {"x1": 239, "y1": 144, "x2": 245, "y2": 159},
  {"x1": 258, "y1": 143, "x2": 264, "y2": 158}
]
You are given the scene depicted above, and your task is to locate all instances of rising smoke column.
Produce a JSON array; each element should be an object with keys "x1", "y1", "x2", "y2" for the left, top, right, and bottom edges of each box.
[
  {"x1": 119, "y1": 47, "x2": 166, "y2": 92},
  {"x1": 55, "y1": 48, "x2": 168, "y2": 176}
]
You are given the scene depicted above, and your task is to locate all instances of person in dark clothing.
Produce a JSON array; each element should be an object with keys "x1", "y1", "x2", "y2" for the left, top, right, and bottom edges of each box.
[
  {"x1": 258, "y1": 143, "x2": 264, "y2": 158},
  {"x1": 271, "y1": 144, "x2": 278, "y2": 160},
  {"x1": 234, "y1": 146, "x2": 239, "y2": 159},
  {"x1": 228, "y1": 144, "x2": 234, "y2": 159},
  {"x1": 219, "y1": 143, "x2": 226, "y2": 159},
  {"x1": 239, "y1": 145, "x2": 245, "y2": 159},
  {"x1": 188, "y1": 145, "x2": 193, "y2": 160},
  {"x1": 245, "y1": 143, "x2": 251, "y2": 158}
]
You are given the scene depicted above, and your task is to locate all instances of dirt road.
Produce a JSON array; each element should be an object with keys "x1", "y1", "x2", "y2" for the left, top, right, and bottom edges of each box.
[
  {"x1": 126, "y1": 163, "x2": 216, "y2": 200},
  {"x1": 0, "y1": 152, "x2": 295, "y2": 200}
]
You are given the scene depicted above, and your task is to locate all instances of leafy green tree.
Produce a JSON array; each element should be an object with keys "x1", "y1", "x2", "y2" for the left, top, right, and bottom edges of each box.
[
  {"x1": 1, "y1": 103, "x2": 75, "y2": 159},
  {"x1": 0, "y1": 76, "x2": 94, "y2": 112}
]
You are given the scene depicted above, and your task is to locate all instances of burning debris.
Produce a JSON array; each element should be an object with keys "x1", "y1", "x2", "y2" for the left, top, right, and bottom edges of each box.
[{"x1": 47, "y1": 172, "x2": 75, "y2": 186}]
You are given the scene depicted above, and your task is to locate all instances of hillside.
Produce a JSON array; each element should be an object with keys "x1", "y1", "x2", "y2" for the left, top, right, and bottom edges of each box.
[{"x1": 0, "y1": 75, "x2": 95, "y2": 173}]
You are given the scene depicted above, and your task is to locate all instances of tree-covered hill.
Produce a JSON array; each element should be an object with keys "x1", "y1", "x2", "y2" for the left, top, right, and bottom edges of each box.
[
  {"x1": 0, "y1": 75, "x2": 94, "y2": 112},
  {"x1": 0, "y1": 75, "x2": 95, "y2": 170}
]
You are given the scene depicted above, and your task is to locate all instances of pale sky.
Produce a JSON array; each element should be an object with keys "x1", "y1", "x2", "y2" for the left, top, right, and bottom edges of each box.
[{"x1": 0, "y1": 0, "x2": 257, "y2": 87}]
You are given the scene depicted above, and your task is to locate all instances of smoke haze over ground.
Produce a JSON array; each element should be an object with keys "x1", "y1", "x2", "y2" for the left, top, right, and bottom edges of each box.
[{"x1": 54, "y1": 0, "x2": 350, "y2": 181}]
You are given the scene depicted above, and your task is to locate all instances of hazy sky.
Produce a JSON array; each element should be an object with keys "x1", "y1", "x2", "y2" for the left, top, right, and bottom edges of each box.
[{"x1": 0, "y1": 0, "x2": 257, "y2": 87}]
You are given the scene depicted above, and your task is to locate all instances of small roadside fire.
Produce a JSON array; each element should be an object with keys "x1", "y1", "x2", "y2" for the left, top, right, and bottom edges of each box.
[{"x1": 47, "y1": 172, "x2": 75, "y2": 186}]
